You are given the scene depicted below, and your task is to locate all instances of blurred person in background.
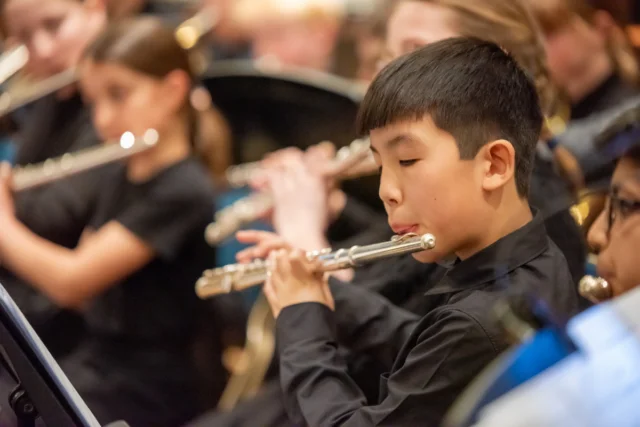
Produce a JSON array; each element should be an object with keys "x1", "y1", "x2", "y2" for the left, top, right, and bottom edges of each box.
[
  {"x1": 529, "y1": 0, "x2": 640, "y2": 120},
  {"x1": 0, "y1": 0, "x2": 110, "y2": 358},
  {"x1": 587, "y1": 144, "x2": 640, "y2": 298},
  {"x1": 200, "y1": 0, "x2": 254, "y2": 60},
  {"x1": 187, "y1": 0, "x2": 588, "y2": 425},
  {"x1": 240, "y1": 0, "x2": 344, "y2": 73},
  {"x1": 0, "y1": 17, "x2": 227, "y2": 426},
  {"x1": 528, "y1": 0, "x2": 640, "y2": 234}
]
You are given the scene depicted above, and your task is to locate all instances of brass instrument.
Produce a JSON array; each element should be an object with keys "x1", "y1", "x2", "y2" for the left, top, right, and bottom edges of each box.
[
  {"x1": 206, "y1": 138, "x2": 375, "y2": 244},
  {"x1": 578, "y1": 275, "x2": 612, "y2": 304},
  {"x1": 216, "y1": 293, "x2": 275, "y2": 411},
  {"x1": 12, "y1": 129, "x2": 159, "y2": 192},
  {"x1": 196, "y1": 232, "x2": 437, "y2": 298}
]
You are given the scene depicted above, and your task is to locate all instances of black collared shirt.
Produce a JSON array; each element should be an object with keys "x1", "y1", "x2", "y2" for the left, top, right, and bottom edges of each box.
[{"x1": 275, "y1": 212, "x2": 580, "y2": 426}]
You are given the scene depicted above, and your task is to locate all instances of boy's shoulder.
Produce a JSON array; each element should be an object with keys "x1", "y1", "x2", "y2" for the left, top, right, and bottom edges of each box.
[{"x1": 426, "y1": 236, "x2": 579, "y2": 352}]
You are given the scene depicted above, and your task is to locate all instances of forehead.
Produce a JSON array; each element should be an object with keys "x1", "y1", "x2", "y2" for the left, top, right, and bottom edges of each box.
[
  {"x1": 79, "y1": 60, "x2": 147, "y2": 88},
  {"x1": 369, "y1": 117, "x2": 451, "y2": 151},
  {"x1": 387, "y1": 1, "x2": 459, "y2": 47},
  {"x1": 5, "y1": 0, "x2": 78, "y2": 24}
]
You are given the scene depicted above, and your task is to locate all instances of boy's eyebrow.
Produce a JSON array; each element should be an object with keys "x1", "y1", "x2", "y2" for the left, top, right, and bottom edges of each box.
[{"x1": 370, "y1": 135, "x2": 417, "y2": 154}]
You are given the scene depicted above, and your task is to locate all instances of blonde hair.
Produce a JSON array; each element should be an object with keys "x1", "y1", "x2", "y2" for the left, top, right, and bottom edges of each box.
[
  {"x1": 406, "y1": 0, "x2": 559, "y2": 118},
  {"x1": 530, "y1": 0, "x2": 640, "y2": 87},
  {"x1": 395, "y1": 0, "x2": 584, "y2": 189}
]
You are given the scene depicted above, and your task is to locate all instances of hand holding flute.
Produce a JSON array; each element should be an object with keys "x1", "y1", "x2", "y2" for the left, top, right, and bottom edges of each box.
[
  {"x1": 206, "y1": 138, "x2": 374, "y2": 245},
  {"x1": 196, "y1": 231, "x2": 437, "y2": 318}
]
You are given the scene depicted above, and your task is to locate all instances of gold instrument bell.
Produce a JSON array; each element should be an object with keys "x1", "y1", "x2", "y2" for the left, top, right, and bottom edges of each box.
[{"x1": 579, "y1": 275, "x2": 612, "y2": 304}]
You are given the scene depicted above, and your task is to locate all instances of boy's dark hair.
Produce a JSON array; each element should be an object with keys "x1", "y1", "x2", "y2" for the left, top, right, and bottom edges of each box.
[{"x1": 356, "y1": 36, "x2": 543, "y2": 197}]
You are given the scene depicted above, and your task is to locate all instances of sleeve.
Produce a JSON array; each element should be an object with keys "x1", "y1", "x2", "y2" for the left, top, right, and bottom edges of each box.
[
  {"x1": 326, "y1": 195, "x2": 390, "y2": 246},
  {"x1": 276, "y1": 305, "x2": 498, "y2": 427},
  {"x1": 15, "y1": 168, "x2": 105, "y2": 248},
  {"x1": 351, "y1": 255, "x2": 442, "y2": 304},
  {"x1": 329, "y1": 278, "x2": 419, "y2": 368},
  {"x1": 116, "y1": 179, "x2": 214, "y2": 261}
]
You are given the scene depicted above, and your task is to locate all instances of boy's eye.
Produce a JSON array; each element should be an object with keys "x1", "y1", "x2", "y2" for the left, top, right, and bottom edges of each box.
[{"x1": 399, "y1": 159, "x2": 418, "y2": 167}]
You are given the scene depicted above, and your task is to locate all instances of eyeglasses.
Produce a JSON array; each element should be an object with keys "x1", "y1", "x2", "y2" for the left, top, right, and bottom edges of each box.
[{"x1": 606, "y1": 189, "x2": 640, "y2": 236}]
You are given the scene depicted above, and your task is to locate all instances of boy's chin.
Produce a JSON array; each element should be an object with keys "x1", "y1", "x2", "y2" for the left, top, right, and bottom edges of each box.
[
  {"x1": 412, "y1": 250, "x2": 439, "y2": 264},
  {"x1": 412, "y1": 250, "x2": 457, "y2": 265}
]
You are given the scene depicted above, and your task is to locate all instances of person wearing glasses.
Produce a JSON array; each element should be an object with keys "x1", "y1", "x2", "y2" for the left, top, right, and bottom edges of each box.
[{"x1": 587, "y1": 144, "x2": 640, "y2": 297}]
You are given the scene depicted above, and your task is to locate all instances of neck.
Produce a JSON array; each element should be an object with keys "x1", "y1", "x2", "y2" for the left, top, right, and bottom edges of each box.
[
  {"x1": 456, "y1": 197, "x2": 533, "y2": 260},
  {"x1": 127, "y1": 121, "x2": 192, "y2": 182}
]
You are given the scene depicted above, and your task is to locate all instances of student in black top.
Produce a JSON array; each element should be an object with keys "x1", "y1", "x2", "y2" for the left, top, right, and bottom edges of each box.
[
  {"x1": 587, "y1": 144, "x2": 640, "y2": 298},
  {"x1": 0, "y1": 17, "x2": 220, "y2": 427},
  {"x1": 1, "y1": 0, "x2": 110, "y2": 357},
  {"x1": 239, "y1": 0, "x2": 587, "y2": 298},
  {"x1": 529, "y1": 0, "x2": 640, "y2": 120},
  {"x1": 238, "y1": 37, "x2": 581, "y2": 426},
  {"x1": 189, "y1": 3, "x2": 587, "y2": 425},
  {"x1": 528, "y1": 0, "x2": 640, "y2": 189}
]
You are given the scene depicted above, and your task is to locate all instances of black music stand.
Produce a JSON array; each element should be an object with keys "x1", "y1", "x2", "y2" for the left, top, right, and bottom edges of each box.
[
  {"x1": 0, "y1": 283, "x2": 128, "y2": 427},
  {"x1": 201, "y1": 60, "x2": 382, "y2": 210}
]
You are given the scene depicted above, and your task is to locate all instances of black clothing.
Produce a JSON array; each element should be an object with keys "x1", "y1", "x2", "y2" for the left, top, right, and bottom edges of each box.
[
  {"x1": 187, "y1": 381, "x2": 291, "y2": 427},
  {"x1": 14, "y1": 93, "x2": 103, "y2": 247},
  {"x1": 562, "y1": 73, "x2": 640, "y2": 191},
  {"x1": 571, "y1": 74, "x2": 639, "y2": 120},
  {"x1": 276, "y1": 212, "x2": 580, "y2": 426},
  {"x1": 15, "y1": 94, "x2": 95, "y2": 165},
  {"x1": 183, "y1": 256, "x2": 439, "y2": 427},
  {"x1": 59, "y1": 157, "x2": 218, "y2": 427}
]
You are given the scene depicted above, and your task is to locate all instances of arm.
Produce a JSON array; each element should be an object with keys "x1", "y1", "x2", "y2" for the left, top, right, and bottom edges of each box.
[
  {"x1": 236, "y1": 230, "x2": 423, "y2": 365},
  {"x1": 329, "y1": 277, "x2": 419, "y2": 368},
  {"x1": 277, "y1": 305, "x2": 497, "y2": 426},
  {"x1": 0, "y1": 160, "x2": 212, "y2": 310},
  {"x1": 14, "y1": 167, "x2": 106, "y2": 248},
  {"x1": 0, "y1": 217, "x2": 154, "y2": 309}
]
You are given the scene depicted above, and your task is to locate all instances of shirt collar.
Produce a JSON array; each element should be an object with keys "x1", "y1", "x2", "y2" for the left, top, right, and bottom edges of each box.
[{"x1": 425, "y1": 209, "x2": 548, "y2": 296}]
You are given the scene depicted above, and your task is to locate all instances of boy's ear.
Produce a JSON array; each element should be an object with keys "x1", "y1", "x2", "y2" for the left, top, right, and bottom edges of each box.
[{"x1": 480, "y1": 139, "x2": 516, "y2": 192}]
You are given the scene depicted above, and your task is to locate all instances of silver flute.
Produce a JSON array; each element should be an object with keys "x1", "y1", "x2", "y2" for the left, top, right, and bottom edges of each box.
[
  {"x1": 205, "y1": 138, "x2": 374, "y2": 245},
  {"x1": 196, "y1": 232, "x2": 436, "y2": 298},
  {"x1": 578, "y1": 275, "x2": 612, "y2": 304},
  {"x1": 224, "y1": 140, "x2": 373, "y2": 188},
  {"x1": 12, "y1": 129, "x2": 159, "y2": 192}
]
